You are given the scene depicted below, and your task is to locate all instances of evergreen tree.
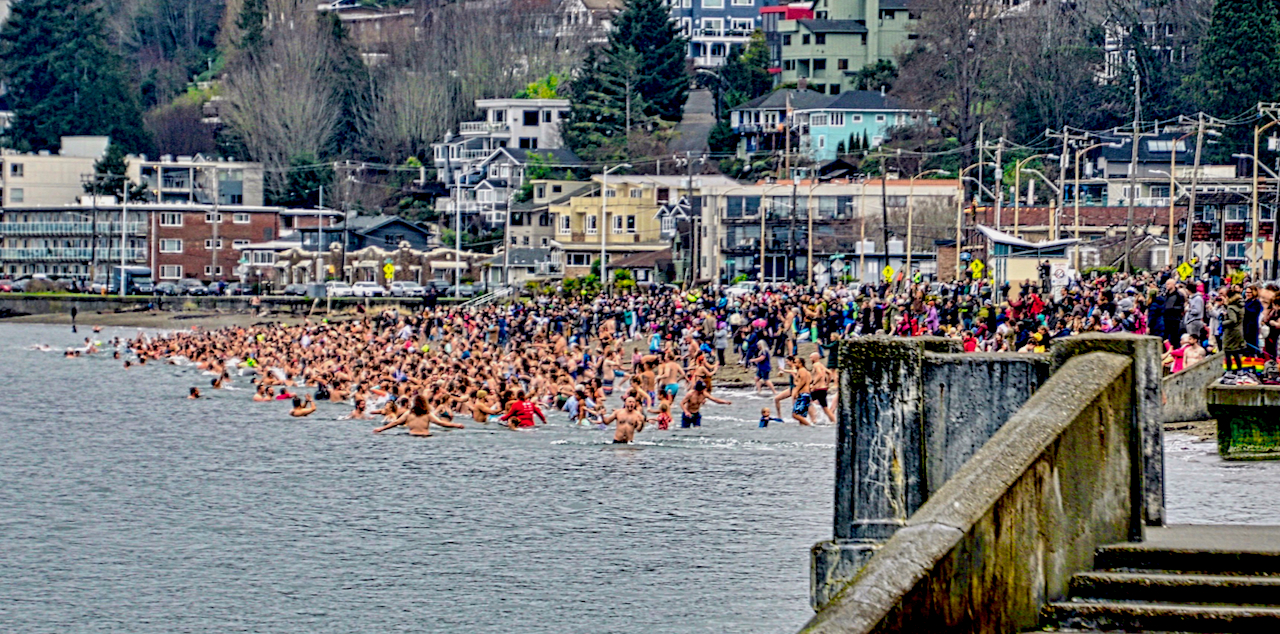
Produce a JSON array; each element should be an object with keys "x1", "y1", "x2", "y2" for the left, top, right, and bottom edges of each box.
[
  {"x1": 0, "y1": 0, "x2": 150, "y2": 153},
  {"x1": 321, "y1": 12, "x2": 370, "y2": 157},
  {"x1": 84, "y1": 143, "x2": 149, "y2": 202},
  {"x1": 852, "y1": 60, "x2": 898, "y2": 92},
  {"x1": 236, "y1": 0, "x2": 268, "y2": 59},
  {"x1": 1190, "y1": 0, "x2": 1280, "y2": 120},
  {"x1": 720, "y1": 32, "x2": 772, "y2": 111},
  {"x1": 603, "y1": 0, "x2": 689, "y2": 121},
  {"x1": 564, "y1": 47, "x2": 656, "y2": 160}
]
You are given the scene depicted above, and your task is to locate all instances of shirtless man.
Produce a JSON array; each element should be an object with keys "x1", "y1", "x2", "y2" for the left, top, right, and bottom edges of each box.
[
  {"x1": 779, "y1": 355, "x2": 812, "y2": 426},
  {"x1": 289, "y1": 395, "x2": 317, "y2": 417},
  {"x1": 678, "y1": 380, "x2": 732, "y2": 428},
  {"x1": 604, "y1": 396, "x2": 647, "y2": 443},
  {"x1": 374, "y1": 392, "x2": 465, "y2": 436},
  {"x1": 658, "y1": 354, "x2": 684, "y2": 399},
  {"x1": 808, "y1": 352, "x2": 835, "y2": 423},
  {"x1": 469, "y1": 389, "x2": 503, "y2": 423}
]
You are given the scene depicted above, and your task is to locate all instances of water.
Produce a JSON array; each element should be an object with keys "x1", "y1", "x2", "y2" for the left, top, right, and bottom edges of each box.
[
  {"x1": 0, "y1": 324, "x2": 834, "y2": 634},
  {"x1": 1164, "y1": 433, "x2": 1280, "y2": 525}
]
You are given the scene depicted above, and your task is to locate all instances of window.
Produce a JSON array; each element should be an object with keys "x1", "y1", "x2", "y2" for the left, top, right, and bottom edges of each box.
[
  {"x1": 731, "y1": 19, "x2": 753, "y2": 32},
  {"x1": 626, "y1": 215, "x2": 637, "y2": 233},
  {"x1": 702, "y1": 0, "x2": 723, "y2": 7},
  {"x1": 1226, "y1": 242, "x2": 1248, "y2": 259},
  {"x1": 233, "y1": 240, "x2": 250, "y2": 248},
  {"x1": 811, "y1": 114, "x2": 829, "y2": 127},
  {"x1": 783, "y1": 60, "x2": 796, "y2": 71},
  {"x1": 612, "y1": 215, "x2": 624, "y2": 234},
  {"x1": 535, "y1": 185, "x2": 546, "y2": 199},
  {"x1": 815, "y1": 34, "x2": 826, "y2": 45},
  {"x1": 702, "y1": 18, "x2": 723, "y2": 35},
  {"x1": 559, "y1": 214, "x2": 571, "y2": 234},
  {"x1": 205, "y1": 213, "x2": 223, "y2": 223},
  {"x1": 586, "y1": 215, "x2": 598, "y2": 235},
  {"x1": 233, "y1": 213, "x2": 250, "y2": 224},
  {"x1": 518, "y1": 137, "x2": 538, "y2": 149},
  {"x1": 204, "y1": 266, "x2": 224, "y2": 276},
  {"x1": 732, "y1": 0, "x2": 752, "y2": 5},
  {"x1": 542, "y1": 110, "x2": 552, "y2": 123},
  {"x1": 605, "y1": 188, "x2": 617, "y2": 198},
  {"x1": 802, "y1": 34, "x2": 810, "y2": 45},
  {"x1": 629, "y1": 188, "x2": 643, "y2": 198},
  {"x1": 228, "y1": 194, "x2": 244, "y2": 205},
  {"x1": 10, "y1": 163, "x2": 23, "y2": 177},
  {"x1": 204, "y1": 239, "x2": 224, "y2": 249},
  {"x1": 252, "y1": 251, "x2": 275, "y2": 265},
  {"x1": 160, "y1": 265, "x2": 182, "y2": 279},
  {"x1": 158, "y1": 213, "x2": 182, "y2": 227},
  {"x1": 852, "y1": 114, "x2": 863, "y2": 123},
  {"x1": 813, "y1": 58, "x2": 826, "y2": 71},
  {"x1": 875, "y1": 114, "x2": 886, "y2": 123},
  {"x1": 830, "y1": 113, "x2": 844, "y2": 126},
  {"x1": 567, "y1": 253, "x2": 592, "y2": 267},
  {"x1": 783, "y1": 35, "x2": 792, "y2": 46},
  {"x1": 541, "y1": 237, "x2": 550, "y2": 247},
  {"x1": 11, "y1": 188, "x2": 22, "y2": 203},
  {"x1": 838, "y1": 58, "x2": 849, "y2": 70},
  {"x1": 523, "y1": 110, "x2": 539, "y2": 126},
  {"x1": 492, "y1": 109, "x2": 506, "y2": 123},
  {"x1": 882, "y1": 10, "x2": 895, "y2": 19},
  {"x1": 160, "y1": 239, "x2": 183, "y2": 253},
  {"x1": 552, "y1": 184, "x2": 563, "y2": 193},
  {"x1": 817, "y1": 136, "x2": 826, "y2": 149},
  {"x1": 1225, "y1": 204, "x2": 1250, "y2": 222},
  {"x1": 886, "y1": 195, "x2": 908, "y2": 208}
]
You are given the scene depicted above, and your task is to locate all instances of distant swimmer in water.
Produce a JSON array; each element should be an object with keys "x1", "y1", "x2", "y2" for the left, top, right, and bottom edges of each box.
[
  {"x1": 252, "y1": 384, "x2": 272, "y2": 402},
  {"x1": 189, "y1": 387, "x2": 201, "y2": 399},
  {"x1": 678, "y1": 381, "x2": 731, "y2": 428},
  {"x1": 289, "y1": 395, "x2": 316, "y2": 417},
  {"x1": 469, "y1": 389, "x2": 503, "y2": 423},
  {"x1": 374, "y1": 392, "x2": 465, "y2": 436},
  {"x1": 499, "y1": 390, "x2": 547, "y2": 430},
  {"x1": 759, "y1": 407, "x2": 784, "y2": 428},
  {"x1": 603, "y1": 396, "x2": 646, "y2": 443}
]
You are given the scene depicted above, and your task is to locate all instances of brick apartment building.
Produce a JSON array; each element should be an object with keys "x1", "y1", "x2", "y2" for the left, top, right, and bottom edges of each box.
[{"x1": 151, "y1": 206, "x2": 281, "y2": 282}]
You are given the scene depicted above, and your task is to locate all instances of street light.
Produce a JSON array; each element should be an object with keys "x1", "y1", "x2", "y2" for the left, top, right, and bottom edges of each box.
[
  {"x1": 1252, "y1": 117, "x2": 1278, "y2": 277},
  {"x1": 1235, "y1": 152, "x2": 1280, "y2": 278},
  {"x1": 1013, "y1": 154, "x2": 1053, "y2": 238},
  {"x1": 905, "y1": 168, "x2": 946, "y2": 283},
  {"x1": 955, "y1": 162, "x2": 996, "y2": 280},
  {"x1": 1073, "y1": 142, "x2": 1110, "y2": 269},
  {"x1": 600, "y1": 163, "x2": 632, "y2": 292}
]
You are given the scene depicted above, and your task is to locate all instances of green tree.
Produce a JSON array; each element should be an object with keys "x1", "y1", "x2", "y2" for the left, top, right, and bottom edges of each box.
[
  {"x1": 1187, "y1": 0, "x2": 1280, "y2": 154},
  {"x1": 707, "y1": 120, "x2": 738, "y2": 154},
  {"x1": 272, "y1": 154, "x2": 334, "y2": 208},
  {"x1": 0, "y1": 0, "x2": 151, "y2": 153},
  {"x1": 515, "y1": 74, "x2": 563, "y2": 99},
  {"x1": 564, "y1": 47, "x2": 656, "y2": 160},
  {"x1": 236, "y1": 0, "x2": 267, "y2": 59},
  {"x1": 83, "y1": 143, "x2": 149, "y2": 202},
  {"x1": 610, "y1": 0, "x2": 689, "y2": 121},
  {"x1": 719, "y1": 32, "x2": 772, "y2": 110},
  {"x1": 852, "y1": 60, "x2": 898, "y2": 92}
]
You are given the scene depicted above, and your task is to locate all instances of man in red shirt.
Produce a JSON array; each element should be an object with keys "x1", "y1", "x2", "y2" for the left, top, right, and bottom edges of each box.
[{"x1": 499, "y1": 390, "x2": 547, "y2": 429}]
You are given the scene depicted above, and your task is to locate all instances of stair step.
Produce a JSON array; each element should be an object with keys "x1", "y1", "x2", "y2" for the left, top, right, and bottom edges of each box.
[
  {"x1": 1045, "y1": 600, "x2": 1280, "y2": 633},
  {"x1": 1070, "y1": 571, "x2": 1280, "y2": 605},
  {"x1": 1095, "y1": 545, "x2": 1280, "y2": 576}
]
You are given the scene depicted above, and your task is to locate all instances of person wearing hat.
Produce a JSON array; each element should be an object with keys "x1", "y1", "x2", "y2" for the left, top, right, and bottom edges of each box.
[{"x1": 469, "y1": 388, "x2": 503, "y2": 423}]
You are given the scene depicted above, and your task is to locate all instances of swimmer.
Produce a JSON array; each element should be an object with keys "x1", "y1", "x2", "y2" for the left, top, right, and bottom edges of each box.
[
  {"x1": 759, "y1": 407, "x2": 784, "y2": 428},
  {"x1": 678, "y1": 381, "x2": 731, "y2": 428},
  {"x1": 603, "y1": 396, "x2": 646, "y2": 443},
  {"x1": 499, "y1": 390, "x2": 547, "y2": 430},
  {"x1": 188, "y1": 387, "x2": 201, "y2": 399},
  {"x1": 648, "y1": 401, "x2": 673, "y2": 430},
  {"x1": 374, "y1": 392, "x2": 464, "y2": 436},
  {"x1": 778, "y1": 355, "x2": 812, "y2": 426},
  {"x1": 290, "y1": 395, "x2": 317, "y2": 417},
  {"x1": 470, "y1": 389, "x2": 503, "y2": 423}
]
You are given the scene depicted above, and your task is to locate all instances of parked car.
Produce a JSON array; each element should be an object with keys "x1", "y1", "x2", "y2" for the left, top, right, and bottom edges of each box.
[
  {"x1": 282, "y1": 283, "x2": 307, "y2": 296},
  {"x1": 178, "y1": 279, "x2": 209, "y2": 296},
  {"x1": 0, "y1": 278, "x2": 12, "y2": 292},
  {"x1": 447, "y1": 283, "x2": 477, "y2": 298},
  {"x1": 389, "y1": 281, "x2": 425, "y2": 297},
  {"x1": 724, "y1": 281, "x2": 757, "y2": 298},
  {"x1": 154, "y1": 282, "x2": 180, "y2": 296},
  {"x1": 352, "y1": 281, "x2": 387, "y2": 297},
  {"x1": 326, "y1": 281, "x2": 354, "y2": 298},
  {"x1": 223, "y1": 282, "x2": 253, "y2": 296},
  {"x1": 425, "y1": 280, "x2": 451, "y2": 294}
]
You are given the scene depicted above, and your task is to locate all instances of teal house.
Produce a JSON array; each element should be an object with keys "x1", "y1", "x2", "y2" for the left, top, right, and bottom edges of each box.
[{"x1": 797, "y1": 90, "x2": 921, "y2": 163}]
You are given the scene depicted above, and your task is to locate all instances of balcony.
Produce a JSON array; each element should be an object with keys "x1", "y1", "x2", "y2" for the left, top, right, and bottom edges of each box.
[
  {"x1": 459, "y1": 121, "x2": 509, "y2": 136},
  {"x1": 692, "y1": 28, "x2": 754, "y2": 39},
  {"x1": 0, "y1": 247, "x2": 146, "y2": 262},
  {"x1": 0, "y1": 222, "x2": 145, "y2": 236}
]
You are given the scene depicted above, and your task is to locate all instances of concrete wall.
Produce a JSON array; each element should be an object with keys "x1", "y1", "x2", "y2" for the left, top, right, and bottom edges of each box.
[
  {"x1": 1162, "y1": 353, "x2": 1224, "y2": 423},
  {"x1": 802, "y1": 352, "x2": 1139, "y2": 634},
  {"x1": 0, "y1": 295, "x2": 444, "y2": 318}
]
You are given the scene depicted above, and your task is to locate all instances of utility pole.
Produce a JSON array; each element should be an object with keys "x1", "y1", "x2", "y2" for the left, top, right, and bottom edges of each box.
[
  {"x1": 1046, "y1": 127, "x2": 1087, "y2": 241},
  {"x1": 1250, "y1": 103, "x2": 1280, "y2": 278},
  {"x1": 994, "y1": 138, "x2": 1004, "y2": 231},
  {"x1": 1123, "y1": 64, "x2": 1141, "y2": 274},
  {"x1": 881, "y1": 153, "x2": 891, "y2": 274},
  {"x1": 211, "y1": 164, "x2": 220, "y2": 284},
  {"x1": 1184, "y1": 113, "x2": 1208, "y2": 265}
]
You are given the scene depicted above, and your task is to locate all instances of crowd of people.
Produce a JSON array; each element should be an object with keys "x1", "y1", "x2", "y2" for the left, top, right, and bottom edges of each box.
[{"x1": 84, "y1": 262, "x2": 1280, "y2": 440}]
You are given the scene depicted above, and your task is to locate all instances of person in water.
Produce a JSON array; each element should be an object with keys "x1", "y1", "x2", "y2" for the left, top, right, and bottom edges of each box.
[
  {"x1": 290, "y1": 395, "x2": 317, "y2": 417},
  {"x1": 188, "y1": 387, "x2": 201, "y2": 399},
  {"x1": 374, "y1": 392, "x2": 464, "y2": 436},
  {"x1": 499, "y1": 390, "x2": 547, "y2": 430},
  {"x1": 759, "y1": 407, "x2": 784, "y2": 428},
  {"x1": 678, "y1": 381, "x2": 731, "y2": 428},
  {"x1": 604, "y1": 396, "x2": 647, "y2": 443}
]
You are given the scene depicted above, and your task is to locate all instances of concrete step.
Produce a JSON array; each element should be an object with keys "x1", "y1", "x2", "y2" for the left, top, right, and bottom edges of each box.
[
  {"x1": 1045, "y1": 600, "x2": 1280, "y2": 632},
  {"x1": 1070, "y1": 571, "x2": 1280, "y2": 605},
  {"x1": 1095, "y1": 545, "x2": 1280, "y2": 576}
]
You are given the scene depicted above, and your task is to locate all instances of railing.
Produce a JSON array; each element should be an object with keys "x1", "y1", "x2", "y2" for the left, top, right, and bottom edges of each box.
[
  {"x1": 0, "y1": 222, "x2": 145, "y2": 236},
  {"x1": 0, "y1": 248, "x2": 146, "y2": 262},
  {"x1": 459, "y1": 121, "x2": 508, "y2": 135},
  {"x1": 462, "y1": 286, "x2": 514, "y2": 308},
  {"x1": 161, "y1": 178, "x2": 191, "y2": 190},
  {"x1": 692, "y1": 28, "x2": 753, "y2": 38}
]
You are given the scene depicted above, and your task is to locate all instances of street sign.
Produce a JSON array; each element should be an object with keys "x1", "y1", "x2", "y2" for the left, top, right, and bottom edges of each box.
[
  {"x1": 383, "y1": 263, "x2": 395, "y2": 281},
  {"x1": 1176, "y1": 262, "x2": 1194, "y2": 280},
  {"x1": 969, "y1": 259, "x2": 985, "y2": 277},
  {"x1": 1247, "y1": 245, "x2": 1265, "y2": 262},
  {"x1": 882, "y1": 265, "x2": 894, "y2": 280},
  {"x1": 813, "y1": 263, "x2": 827, "y2": 275},
  {"x1": 1192, "y1": 243, "x2": 1214, "y2": 259}
]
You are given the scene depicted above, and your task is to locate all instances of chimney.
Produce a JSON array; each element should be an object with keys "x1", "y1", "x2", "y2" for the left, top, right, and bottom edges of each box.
[{"x1": 880, "y1": 85, "x2": 886, "y2": 97}]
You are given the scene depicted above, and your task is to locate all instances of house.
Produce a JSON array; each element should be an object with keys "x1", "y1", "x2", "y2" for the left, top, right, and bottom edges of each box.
[
  {"x1": 729, "y1": 88, "x2": 831, "y2": 155},
  {"x1": 485, "y1": 246, "x2": 564, "y2": 286},
  {"x1": 0, "y1": 136, "x2": 107, "y2": 207},
  {"x1": 761, "y1": 4, "x2": 815, "y2": 73},
  {"x1": 149, "y1": 205, "x2": 281, "y2": 283},
  {"x1": 771, "y1": 0, "x2": 918, "y2": 95},
  {"x1": 507, "y1": 178, "x2": 592, "y2": 250},
  {"x1": 556, "y1": 0, "x2": 621, "y2": 45},
  {"x1": 127, "y1": 154, "x2": 266, "y2": 207},
  {"x1": 316, "y1": 0, "x2": 417, "y2": 64},
  {"x1": 1183, "y1": 191, "x2": 1276, "y2": 270},
  {"x1": 797, "y1": 89, "x2": 924, "y2": 162},
  {"x1": 432, "y1": 98, "x2": 573, "y2": 189},
  {"x1": 669, "y1": 0, "x2": 765, "y2": 67},
  {"x1": 609, "y1": 248, "x2": 673, "y2": 285},
  {"x1": 296, "y1": 214, "x2": 435, "y2": 254},
  {"x1": 449, "y1": 147, "x2": 584, "y2": 227}
]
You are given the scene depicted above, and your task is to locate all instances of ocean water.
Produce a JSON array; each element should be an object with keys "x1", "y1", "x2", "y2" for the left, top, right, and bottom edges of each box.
[{"x1": 0, "y1": 324, "x2": 834, "y2": 634}]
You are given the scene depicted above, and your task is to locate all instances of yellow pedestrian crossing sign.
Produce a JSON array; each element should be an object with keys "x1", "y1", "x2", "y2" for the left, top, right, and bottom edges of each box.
[
  {"x1": 1176, "y1": 262, "x2": 1193, "y2": 280},
  {"x1": 882, "y1": 265, "x2": 894, "y2": 280},
  {"x1": 383, "y1": 263, "x2": 395, "y2": 280},
  {"x1": 969, "y1": 259, "x2": 984, "y2": 277}
]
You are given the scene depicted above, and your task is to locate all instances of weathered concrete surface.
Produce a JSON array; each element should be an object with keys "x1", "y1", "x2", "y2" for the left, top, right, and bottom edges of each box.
[
  {"x1": 1207, "y1": 385, "x2": 1280, "y2": 460},
  {"x1": 1162, "y1": 353, "x2": 1225, "y2": 424},
  {"x1": 1051, "y1": 333, "x2": 1164, "y2": 529},
  {"x1": 803, "y1": 353, "x2": 1137, "y2": 634}
]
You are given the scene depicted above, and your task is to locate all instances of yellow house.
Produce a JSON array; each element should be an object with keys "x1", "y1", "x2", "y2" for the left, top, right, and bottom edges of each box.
[{"x1": 551, "y1": 174, "x2": 738, "y2": 277}]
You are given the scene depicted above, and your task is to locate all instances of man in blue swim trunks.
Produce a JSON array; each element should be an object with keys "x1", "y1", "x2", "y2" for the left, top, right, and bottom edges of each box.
[
  {"x1": 750, "y1": 338, "x2": 775, "y2": 396},
  {"x1": 679, "y1": 381, "x2": 731, "y2": 428},
  {"x1": 778, "y1": 355, "x2": 813, "y2": 426}
]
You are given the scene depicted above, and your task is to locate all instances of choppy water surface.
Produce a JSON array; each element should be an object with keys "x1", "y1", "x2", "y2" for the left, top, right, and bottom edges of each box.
[
  {"x1": 1165, "y1": 433, "x2": 1280, "y2": 525},
  {"x1": 0, "y1": 324, "x2": 834, "y2": 634}
]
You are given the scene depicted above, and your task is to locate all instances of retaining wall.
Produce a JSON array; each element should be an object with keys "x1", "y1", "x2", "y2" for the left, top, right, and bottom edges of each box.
[
  {"x1": 1162, "y1": 353, "x2": 1224, "y2": 423},
  {"x1": 802, "y1": 352, "x2": 1139, "y2": 634}
]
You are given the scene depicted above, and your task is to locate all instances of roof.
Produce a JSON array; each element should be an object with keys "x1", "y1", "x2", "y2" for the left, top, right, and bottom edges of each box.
[
  {"x1": 1013, "y1": 205, "x2": 1187, "y2": 228},
  {"x1": 311, "y1": 214, "x2": 431, "y2": 234},
  {"x1": 579, "y1": 0, "x2": 623, "y2": 12},
  {"x1": 975, "y1": 225, "x2": 1079, "y2": 250},
  {"x1": 1177, "y1": 191, "x2": 1251, "y2": 206},
  {"x1": 488, "y1": 247, "x2": 557, "y2": 266},
  {"x1": 796, "y1": 19, "x2": 868, "y2": 34},
  {"x1": 879, "y1": 0, "x2": 913, "y2": 9},
  {"x1": 499, "y1": 147, "x2": 583, "y2": 166},
  {"x1": 732, "y1": 89, "x2": 832, "y2": 112},
  {"x1": 820, "y1": 90, "x2": 906, "y2": 112},
  {"x1": 592, "y1": 174, "x2": 739, "y2": 188},
  {"x1": 609, "y1": 248, "x2": 672, "y2": 269},
  {"x1": 1095, "y1": 132, "x2": 1196, "y2": 165}
]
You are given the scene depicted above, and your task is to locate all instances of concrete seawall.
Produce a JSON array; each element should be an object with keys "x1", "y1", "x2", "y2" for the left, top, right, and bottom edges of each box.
[
  {"x1": 0, "y1": 294, "x2": 443, "y2": 318},
  {"x1": 803, "y1": 352, "x2": 1140, "y2": 634},
  {"x1": 1162, "y1": 353, "x2": 1224, "y2": 423}
]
